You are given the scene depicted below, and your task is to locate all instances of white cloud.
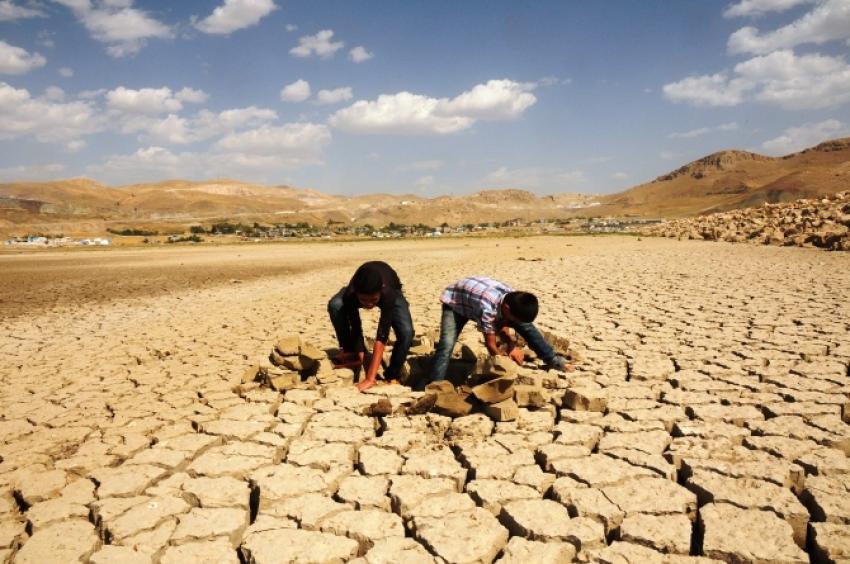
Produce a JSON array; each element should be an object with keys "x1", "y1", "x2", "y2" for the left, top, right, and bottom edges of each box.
[
  {"x1": 215, "y1": 123, "x2": 331, "y2": 160},
  {"x1": 316, "y1": 86, "x2": 352, "y2": 105},
  {"x1": 723, "y1": 0, "x2": 817, "y2": 18},
  {"x1": 0, "y1": 163, "x2": 65, "y2": 181},
  {"x1": 611, "y1": 172, "x2": 628, "y2": 180},
  {"x1": 436, "y1": 79, "x2": 537, "y2": 120},
  {"x1": 329, "y1": 79, "x2": 537, "y2": 135},
  {"x1": 43, "y1": 86, "x2": 65, "y2": 102},
  {"x1": 290, "y1": 29, "x2": 344, "y2": 58},
  {"x1": 664, "y1": 50, "x2": 850, "y2": 109},
  {"x1": 0, "y1": 82, "x2": 103, "y2": 142},
  {"x1": 0, "y1": 40, "x2": 47, "y2": 75},
  {"x1": 280, "y1": 79, "x2": 310, "y2": 102},
  {"x1": 175, "y1": 87, "x2": 209, "y2": 104},
  {"x1": 285, "y1": 23, "x2": 297, "y2": 32},
  {"x1": 193, "y1": 0, "x2": 277, "y2": 35},
  {"x1": 59, "y1": 66, "x2": 74, "y2": 77},
  {"x1": 65, "y1": 139, "x2": 86, "y2": 152},
  {"x1": 662, "y1": 72, "x2": 751, "y2": 107},
  {"x1": 0, "y1": 1, "x2": 45, "y2": 21},
  {"x1": 53, "y1": 0, "x2": 173, "y2": 58},
  {"x1": 483, "y1": 166, "x2": 585, "y2": 191},
  {"x1": 415, "y1": 175, "x2": 435, "y2": 188},
  {"x1": 133, "y1": 105, "x2": 278, "y2": 145},
  {"x1": 106, "y1": 86, "x2": 183, "y2": 114},
  {"x1": 349, "y1": 46, "x2": 373, "y2": 63},
  {"x1": 660, "y1": 151, "x2": 677, "y2": 160},
  {"x1": 727, "y1": 0, "x2": 850, "y2": 54},
  {"x1": 761, "y1": 119, "x2": 848, "y2": 154},
  {"x1": 668, "y1": 122, "x2": 739, "y2": 139}
]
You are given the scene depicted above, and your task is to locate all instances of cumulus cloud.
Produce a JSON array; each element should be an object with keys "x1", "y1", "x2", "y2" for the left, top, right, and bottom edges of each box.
[
  {"x1": 0, "y1": 81, "x2": 103, "y2": 142},
  {"x1": 664, "y1": 50, "x2": 850, "y2": 109},
  {"x1": 290, "y1": 29, "x2": 344, "y2": 58},
  {"x1": 280, "y1": 79, "x2": 310, "y2": 102},
  {"x1": 316, "y1": 86, "x2": 352, "y2": 105},
  {"x1": 668, "y1": 122, "x2": 739, "y2": 139},
  {"x1": 59, "y1": 66, "x2": 74, "y2": 77},
  {"x1": 53, "y1": 0, "x2": 173, "y2": 58},
  {"x1": 285, "y1": 23, "x2": 297, "y2": 32},
  {"x1": 349, "y1": 46, "x2": 373, "y2": 63},
  {"x1": 329, "y1": 79, "x2": 537, "y2": 135},
  {"x1": 106, "y1": 86, "x2": 184, "y2": 114},
  {"x1": 0, "y1": 40, "x2": 47, "y2": 75},
  {"x1": 215, "y1": 122, "x2": 331, "y2": 158},
  {"x1": 723, "y1": 0, "x2": 817, "y2": 18},
  {"x1": 0, "y1": 0, "x2": 45, "y2": 21},
  {"x1": 129, "y1": 105, "x2": 278, "y2": 145},
  {"x1": 483, "y1": 166, "x2": 585, "y2": 191},
  {"x1": 727, "y1": 0, "x2": 850, "y2": 54},
  {"x1": 193, "y1": 0, "x2": 277, "y2": 35},
  {"x1": 175, "y1": 87, "x2": 209, "y2": 104},
  {"x1": 761, "y1": 119, "x2": 848, "y2": 154}
]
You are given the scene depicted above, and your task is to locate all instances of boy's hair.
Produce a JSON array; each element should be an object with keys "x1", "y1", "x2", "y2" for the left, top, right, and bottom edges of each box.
[
  {"x1": 352, "y1": 263, "x2": 383, "y2": 294},
  {"x1": 504, "y1": 291, "x2": 538, "y2": 322}
]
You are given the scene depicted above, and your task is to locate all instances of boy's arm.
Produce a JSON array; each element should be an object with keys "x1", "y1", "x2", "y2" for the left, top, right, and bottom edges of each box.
[{"x1": 356, "y1": 340, "x2": 385, "y2": 392}]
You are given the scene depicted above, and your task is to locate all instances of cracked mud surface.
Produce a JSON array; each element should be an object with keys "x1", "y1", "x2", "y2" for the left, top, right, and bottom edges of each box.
[{"x1": 1, "y1": 236, "x2": 848, "y2": 563}]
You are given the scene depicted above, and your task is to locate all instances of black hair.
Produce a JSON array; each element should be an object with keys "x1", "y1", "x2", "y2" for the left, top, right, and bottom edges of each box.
[
  {"x1": 352, "y1": 263, "x2": 383, "y2": 294},
  {"x1": 504, "y1": 291, "x2": 538, "y2": 322}
]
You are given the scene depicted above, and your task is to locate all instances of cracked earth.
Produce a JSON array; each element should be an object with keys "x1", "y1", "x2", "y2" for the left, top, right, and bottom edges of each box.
[{"x1": 1, "y1": 236, "x2": 848, "y2": 563}]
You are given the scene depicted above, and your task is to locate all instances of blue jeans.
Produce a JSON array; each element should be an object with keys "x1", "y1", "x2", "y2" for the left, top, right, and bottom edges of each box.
[
  {"x1": 429, "y1": 304, "x2": 558, "y2": 382},
  {"x1": 327, "y1": 287, "x2": 414, "y2": 380}
]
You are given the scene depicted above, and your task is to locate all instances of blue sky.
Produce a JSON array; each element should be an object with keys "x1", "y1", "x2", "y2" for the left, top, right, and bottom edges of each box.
[{"x1": 1, "y1": 0, "x2": 849, "y2": 195}]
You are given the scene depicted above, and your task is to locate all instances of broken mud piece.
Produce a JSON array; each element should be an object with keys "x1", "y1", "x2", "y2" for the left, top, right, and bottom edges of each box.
[
  {"x1": 404, "y1": 394, "x2": 438, "y2": 416},
  {"x1": 363, "y1": 398, "x2": 393, "y2": 417}
]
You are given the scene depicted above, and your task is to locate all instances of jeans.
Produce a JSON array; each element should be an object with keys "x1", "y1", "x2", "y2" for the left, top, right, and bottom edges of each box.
[
  {"x1": 327, "y1": 287, "x2": 414, "y2": 380},
  {"x1": 429, "y1": 304, "x2": 558, "y2": 382}
]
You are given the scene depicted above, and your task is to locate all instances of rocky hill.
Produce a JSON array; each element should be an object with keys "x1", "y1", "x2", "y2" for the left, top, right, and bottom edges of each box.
[
  {"x1": 595, "y1": 137, "x2": 850, "y2": 217},
  {"x1": 643, "y1": 191, "x2": 850, "y2": 251},
  {"x1": 1, "y1": 137, "x2": 849, "y2": 237}
]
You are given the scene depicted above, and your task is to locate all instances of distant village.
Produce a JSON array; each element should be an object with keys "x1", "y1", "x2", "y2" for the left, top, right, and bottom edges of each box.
[{"x1": 4, "y1": 217, "x2": 660, "y2": 247}]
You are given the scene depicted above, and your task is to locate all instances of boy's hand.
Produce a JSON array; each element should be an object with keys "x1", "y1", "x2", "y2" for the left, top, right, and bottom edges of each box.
[{"x1": 508, "y1": 347, "x2": 525, "y2": 365}]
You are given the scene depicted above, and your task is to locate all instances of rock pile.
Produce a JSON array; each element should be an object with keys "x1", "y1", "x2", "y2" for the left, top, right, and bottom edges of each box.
[{"x1": 644, "y1": 190, "x2": 850, "y2": 250}]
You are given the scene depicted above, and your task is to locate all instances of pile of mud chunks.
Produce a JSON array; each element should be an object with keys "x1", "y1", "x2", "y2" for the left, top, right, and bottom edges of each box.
[{"x1": 238, "y1": 331, "x2": 577, "y2": 423}]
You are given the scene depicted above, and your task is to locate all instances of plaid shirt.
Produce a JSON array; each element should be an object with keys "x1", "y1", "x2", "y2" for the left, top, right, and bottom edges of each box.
[{"x1": 441, "y1": 276, "x2": 514, "y2": 334}]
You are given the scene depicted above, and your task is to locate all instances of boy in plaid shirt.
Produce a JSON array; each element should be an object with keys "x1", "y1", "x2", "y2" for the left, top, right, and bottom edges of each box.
[{"x1": 430, "y1": 276, "x2": 573, "y2": 382}]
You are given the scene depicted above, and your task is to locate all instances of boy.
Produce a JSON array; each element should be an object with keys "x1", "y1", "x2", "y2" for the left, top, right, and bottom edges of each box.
[
  {"x1": 328, "y1": 261, "x2": 414, "y2": 392},
  {"x1": 430, "y1": 275, "x2": 572, "y2": 382}
]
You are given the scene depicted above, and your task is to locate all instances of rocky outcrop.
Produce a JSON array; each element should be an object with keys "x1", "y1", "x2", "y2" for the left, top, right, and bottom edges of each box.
[{"x1": 644, "y1": 190, "x2": 850, "y2": 251}]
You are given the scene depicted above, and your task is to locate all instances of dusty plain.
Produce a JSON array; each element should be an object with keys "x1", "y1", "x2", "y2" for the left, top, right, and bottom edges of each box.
[{"x1": 1, "y1": 235, "x2": 849, "y2": 563}]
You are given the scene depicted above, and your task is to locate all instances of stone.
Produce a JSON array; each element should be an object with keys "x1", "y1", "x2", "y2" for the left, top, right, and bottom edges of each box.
[
  {"x1": 432, "y1": 391, "x2": 474, "y2": 417},
  {"x1": 563, "y1": 387, "x2": 607, "y2": 412},
  {"x1": 89, "y1": 545, "x2": 152, "y2": 564},
  {"x1": 495, "y1": 536, "x2": 576, "y2": 563},
  {"x1": 552, "y1": 422, "x2": 602, "y2": 449},
  {"x1": 811, "y1": 522, "x2": 850, "y2": 564},
  {"x1": 446, "y1": 413, "x2": 494, "y2": 441},
  {"x1": 161, "y1": 538, "x2": 240, "y2": 564},
  {"x1": 700, "y1": 503, "x2": 807, "y2": 563},
  {"x1": 336, "y1": 475, "x2": 390, "y2": 510},
  {"x1": 241, "y1": 365, "x2": 261, "y2": 384},
  {"x1": 514, "y1": 385, "x2": 549, "y2": 408},
  {"x1": 479, "y1": 356, "x2": 517, "y2": 378},
  {"x1": 360, "y1": 537, "x2": 438, "y2": 563},
  {"x1": 603, "y1": 477, "x2": 697, "y2": 520},
  {"x1": 358, "y1": 445, "x2": 404, "y2": 475},
  {"x1": 320, "y1": 509, "x2": 405, "y2": 554},
  {"x1": 268, "y1": 372, "x2": 300, "y2": 391},
  {"x1": 13, "y1": 520, "x2": 100, "y2": 564},
  {"x1": 171, "y1": 507, "x2": 249, "y2": 546},
  {"x1": 619, "y1": 513, "x2": 692, "y2": 555},
  {"x1": 467, "y1": 479, "x2": 540, "y2": 515},
  {"x1": 472, "y1": 378, "x2": 516, "y2": 404},
  {"x1": 414, "y1": 507, "x2": 508, "y2": 564},
  {"x1": 484, "y1": 398, "x2": 519, "y2": 421},
  {"x1": 181, "y1": 476, "x2": 251, "y2": 508},
  {"x1": 241, "y1": 528, "x2": 359, "y2": 563},
  {"x1": 499, "y1": 499, "x2": 605, "y2": 549},
  {"x1": 274, "y1": 335, "x2": 301, "y2": 356}
]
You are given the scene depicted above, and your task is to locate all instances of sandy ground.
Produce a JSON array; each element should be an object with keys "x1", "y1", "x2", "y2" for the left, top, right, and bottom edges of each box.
[{"x1": 0, "y1": 236, "x2": 849, "y2": 562}]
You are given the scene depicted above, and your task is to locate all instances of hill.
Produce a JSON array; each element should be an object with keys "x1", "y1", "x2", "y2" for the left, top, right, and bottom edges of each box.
[
  {"x1": 1, "y1": 137, "x2": 848, "y2": 237},
  {"x1": 595, "y1": 137, "x2": 850, "y2": 217}
]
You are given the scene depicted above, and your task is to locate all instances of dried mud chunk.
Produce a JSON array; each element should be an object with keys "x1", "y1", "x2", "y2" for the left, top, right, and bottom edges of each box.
[{"x1": 700, "y1": 503, "x2": 807, "y2": 564}]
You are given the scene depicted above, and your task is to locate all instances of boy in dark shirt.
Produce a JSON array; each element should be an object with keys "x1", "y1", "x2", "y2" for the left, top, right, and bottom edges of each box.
[{"x1": 327, "y1": 261, "x2": 414, "y2": 392}]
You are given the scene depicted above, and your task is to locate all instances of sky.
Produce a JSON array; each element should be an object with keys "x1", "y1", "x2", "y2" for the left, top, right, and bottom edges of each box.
[{"x1": 1, "y1": 0, "x2": 849, "y2": 195}]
